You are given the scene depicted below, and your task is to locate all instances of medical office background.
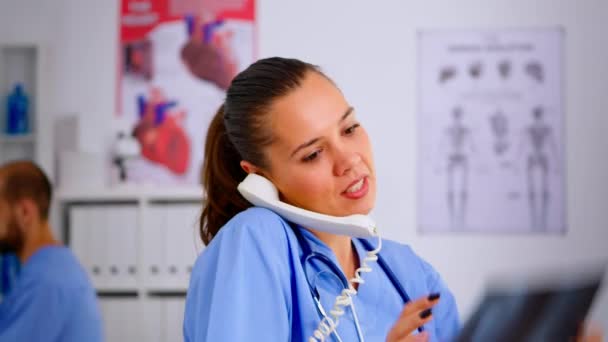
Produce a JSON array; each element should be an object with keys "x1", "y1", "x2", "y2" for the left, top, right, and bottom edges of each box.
[{"x1": 0, "y1": 0, "x2": 607, "y2": 340}]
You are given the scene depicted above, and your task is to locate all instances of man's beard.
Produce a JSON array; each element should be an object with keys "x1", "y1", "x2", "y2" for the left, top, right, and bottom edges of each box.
[{"x1": 0, "y1": 217, "x2": 24, "y2": 255}]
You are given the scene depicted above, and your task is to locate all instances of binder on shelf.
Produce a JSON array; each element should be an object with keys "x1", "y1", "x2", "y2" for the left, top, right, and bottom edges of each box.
[
  {"x1": 70, "y1": 205, "x2": 106, "y2": 287},
  {"x1": 99, "y1": 297, "x2": 141, "y2": 342},
  {"x1": 142, "y1": 298, "x2": 163, "y2": 342},
  {"x1": 121, "y1": 205, "x2": 139, "y2": 288},
  {"x1": 124, "y1": 298, "x2": 142, "y2": 341},
  {"x1": 99, "y1": 297, "x2": 121, "y2": 342},
  {"x1": 164, "y1": 206, "x2": 183, "y2": 288},
  {"x1": 165, "y1": 297, "x2": 186, "y2": 342},
  {"x1": 165, "y1": 205, "x2": 201, "y2": 289},
  {"x1": 105, "y1": 205, "x2": 138, "y2": 289},
  {"x1": 143, "y1": 205, "x2": 167, "y2": 289},
  {"x1": 68, "y1": 206, "x2": 90, "y2": 277},
  {"x1": 104, "y1": 206, "x2": 119, "y2": 289},
  {"x1": 183, "y1": 204, "x2": 205, "y2": 272},
  {"x1": 90, "y1": 206, "x2": 109, "y2": 289}
]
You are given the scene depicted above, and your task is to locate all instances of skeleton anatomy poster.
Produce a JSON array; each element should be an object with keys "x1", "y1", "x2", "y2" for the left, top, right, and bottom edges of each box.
[
  {"x1": 117, "y1": 0, "x2": 255, "y2": 185},
  {"x1": 417, "y1": 28, "x2": 565, "y2": 234}
]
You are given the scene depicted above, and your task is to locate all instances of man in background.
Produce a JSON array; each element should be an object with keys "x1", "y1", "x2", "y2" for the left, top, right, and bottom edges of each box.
[{"x1": 0, "y1": 160, "x2": 103, "y2": 341}]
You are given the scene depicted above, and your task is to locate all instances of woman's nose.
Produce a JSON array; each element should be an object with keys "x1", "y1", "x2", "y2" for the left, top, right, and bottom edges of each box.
[{"x1": 333, "y1": 147, "x2": 362, "y2": 176}]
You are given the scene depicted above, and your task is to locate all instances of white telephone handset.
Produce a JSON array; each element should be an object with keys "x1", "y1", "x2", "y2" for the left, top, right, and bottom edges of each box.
[
  {"x1": 237, "y1": 173, "x2": 377, "y2": 238},
  {"x1": 238, "y1": 173, "x2": 381, "y2": 342}
]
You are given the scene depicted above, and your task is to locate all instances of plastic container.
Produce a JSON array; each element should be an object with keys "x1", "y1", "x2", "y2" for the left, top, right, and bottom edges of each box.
[{"x1": 5, "y1": 84, "x2": 29, "y2": 135}]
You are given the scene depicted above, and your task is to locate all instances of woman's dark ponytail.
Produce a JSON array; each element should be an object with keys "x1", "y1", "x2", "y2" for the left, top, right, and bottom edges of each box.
[
  {"x1": 199, "y1": 57, "x2": 323, "y2": 244},
  {"x1": 199, "y1": 104, "x2": 251, "y2": 245}
]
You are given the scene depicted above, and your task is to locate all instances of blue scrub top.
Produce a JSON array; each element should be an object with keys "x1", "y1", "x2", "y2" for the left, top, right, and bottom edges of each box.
[
  {"x1": 0, "y1": 246, "x2": 103, "y2": 342},
  {"x1": 0, "y1": 253, "x2": 20, "y2": 302},
  {"x1": 184, "y1": 207, "x2": 460, "y2": 341}
]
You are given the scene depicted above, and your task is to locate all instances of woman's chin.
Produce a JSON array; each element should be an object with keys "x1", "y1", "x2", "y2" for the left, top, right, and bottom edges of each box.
[
  {"x1": 345, "y1": 196, "x2": 376, "y2": 216},
  {"x1": 336, "y1": 201, "x2": 375, "y2": 217}
]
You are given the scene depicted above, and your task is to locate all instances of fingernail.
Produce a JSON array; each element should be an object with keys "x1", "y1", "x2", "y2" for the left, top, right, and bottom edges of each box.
[
  {"x1": 419, "y1": 308, "x2": 432, "y2": 319},
  {"x1": 428, "y1": 292, "x2": 441, "y2": 301}
]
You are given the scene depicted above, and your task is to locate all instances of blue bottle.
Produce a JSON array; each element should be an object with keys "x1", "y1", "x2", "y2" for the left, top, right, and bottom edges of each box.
[{"x1": 6, "y1": 83, "x2": 29, "y2": 135}]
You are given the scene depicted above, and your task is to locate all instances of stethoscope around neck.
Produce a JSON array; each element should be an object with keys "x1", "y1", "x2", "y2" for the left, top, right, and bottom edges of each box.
[{"x1": 290, "y1": 224, "x2": 423, "y2": 341}]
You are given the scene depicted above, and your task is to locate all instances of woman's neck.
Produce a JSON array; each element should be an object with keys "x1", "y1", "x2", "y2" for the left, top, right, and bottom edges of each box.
[{"x1": 308, "y1": 229, "x2": 359, "y2": 282}]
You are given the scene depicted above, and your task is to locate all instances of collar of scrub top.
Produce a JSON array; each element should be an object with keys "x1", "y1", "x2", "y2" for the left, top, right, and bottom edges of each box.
[{"x1": 289, "y1": 223, "x2": 423, "y2": 333}]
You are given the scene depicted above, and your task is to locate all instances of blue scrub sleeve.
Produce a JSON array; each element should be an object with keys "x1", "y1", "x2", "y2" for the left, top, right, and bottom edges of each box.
[
  {"x1": 184, "y1": 214, "x2": 293, "y2": 341},
  {"x1": 419, "y1": 257, "x2": 461, "y2": 341}
]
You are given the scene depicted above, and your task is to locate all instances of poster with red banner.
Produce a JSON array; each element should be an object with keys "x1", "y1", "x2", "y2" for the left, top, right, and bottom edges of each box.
[{"x1": 117, "y1": 0, "x2": 256, "y2": 185}]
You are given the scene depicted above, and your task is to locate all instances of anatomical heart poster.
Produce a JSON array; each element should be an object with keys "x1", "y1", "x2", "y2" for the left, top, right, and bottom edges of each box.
[
  {"x1": 417, "y1": 28, "x2": 566, "y2": 234},
  {"x1": 117, "y1": 0, "x2": 255, "y2": 184}
]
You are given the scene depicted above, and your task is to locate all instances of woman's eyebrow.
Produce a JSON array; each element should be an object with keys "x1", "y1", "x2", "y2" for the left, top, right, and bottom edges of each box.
[
  {"x1": 289, "y1": 106, "x2": 354, "y2": 158},
  {"x1": 339, "y1": 106, "x2": 354, "y2": 122}
]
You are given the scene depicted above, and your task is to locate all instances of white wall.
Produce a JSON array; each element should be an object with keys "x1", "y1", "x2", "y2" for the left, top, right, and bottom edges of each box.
[{"x1": 1, "y1": 0, "x2": 607, "y2": 333}]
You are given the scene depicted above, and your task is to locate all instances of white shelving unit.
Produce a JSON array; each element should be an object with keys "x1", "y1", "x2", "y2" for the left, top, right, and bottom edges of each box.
[
  {"x1": 0, "y1": 42, "x2": 53, "y2": 175},
  {"x1": 0, "y1": 133, "x2": 36, "y2": 144},
  {"x1": 57, "y1": 184, "x2": 204, "y2": 203},
  {"x1": 57, "y1": 186, "x2": 205, "y2": 342}
]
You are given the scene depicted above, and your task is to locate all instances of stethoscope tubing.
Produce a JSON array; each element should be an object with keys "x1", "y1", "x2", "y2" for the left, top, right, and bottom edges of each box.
[{"x1": 292, "y1": 226, "x2": 425, "y2": 336}]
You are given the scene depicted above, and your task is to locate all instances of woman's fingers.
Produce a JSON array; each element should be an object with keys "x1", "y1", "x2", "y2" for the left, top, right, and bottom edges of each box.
[
  {"x1": 411, "y1": 331, "x2": 429, "y2": 342},
  {"x1": 576, "y1": 324, "x2": 603, "y2": 342},
  {"x1": 394, "y1": 331, "x2": 429, "y2": 342},
  {"x1": 399, "y1": 293, "x2": 440, "y2": 317},
  {"x1": 386, "y1": 293, "x2": 441, "y2": 341}
]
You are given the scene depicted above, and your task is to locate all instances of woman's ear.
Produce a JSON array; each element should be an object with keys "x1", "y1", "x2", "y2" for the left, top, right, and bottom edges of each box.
[
  {"x1": 240, "y1": 160, "x2": 273, "y2": 181},
  {"x1": 240, "y1": 160, "x2": 258, "y2": 175}
]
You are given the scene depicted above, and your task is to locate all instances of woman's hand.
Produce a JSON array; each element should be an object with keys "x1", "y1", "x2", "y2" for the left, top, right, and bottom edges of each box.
[
  {"x1": 386, "y1": 293, "x2": 441, "y2": 342},
  {"x1": 576, "y1": 324, "x2": 603, "y2": 342}
]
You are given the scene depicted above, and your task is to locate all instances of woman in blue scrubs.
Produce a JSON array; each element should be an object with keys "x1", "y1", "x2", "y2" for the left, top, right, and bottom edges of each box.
[{"x1": 184, "y1": 57, "x2": 461, "y2": 341}]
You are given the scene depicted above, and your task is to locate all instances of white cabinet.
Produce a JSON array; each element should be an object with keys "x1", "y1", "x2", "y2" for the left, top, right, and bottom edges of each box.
[
  {"x1": 99, "y1": 295, "x2": 186, "y2": 342},
  {"x1": 99, "y1": 297, "x2": 142, "y2": 342},
  {"x1": 143, "y1": 296, "x2": 187, "y2": 342},
  {"x1": 144, "y1": 203, "x2": 203, "y2": 291},
  {"x1": 59, "y1": 187, "x2": 204, "y2": 342}
]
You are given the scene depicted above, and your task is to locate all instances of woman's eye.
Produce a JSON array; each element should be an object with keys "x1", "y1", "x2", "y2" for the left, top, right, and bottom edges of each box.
[
  {"x1": 302, "y1": 150, "x2": 321, "y2": 162},
  {"x1": 344, "y1": 123, "x2": 360, "y2": 135}
]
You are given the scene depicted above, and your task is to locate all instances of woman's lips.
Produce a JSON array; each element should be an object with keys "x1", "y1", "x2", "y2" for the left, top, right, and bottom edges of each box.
[{"x1": 342, "y1": 176, "x2": 369, "y2": 199}]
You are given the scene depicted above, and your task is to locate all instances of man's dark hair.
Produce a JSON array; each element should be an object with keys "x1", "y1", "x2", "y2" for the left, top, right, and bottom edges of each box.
[{"x1": 0, "y1": 160, "x2": 52, "y2": 220}]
